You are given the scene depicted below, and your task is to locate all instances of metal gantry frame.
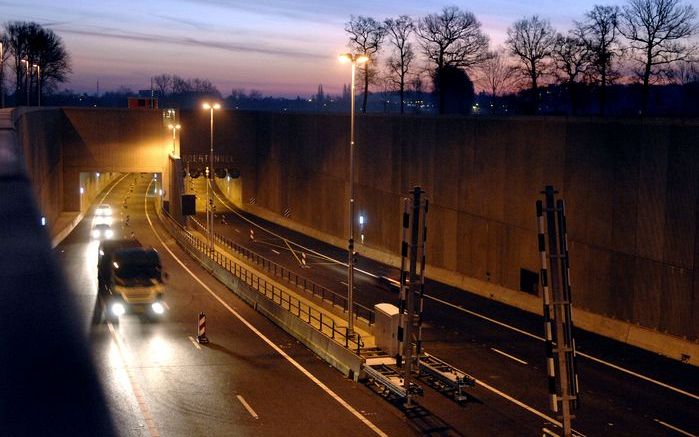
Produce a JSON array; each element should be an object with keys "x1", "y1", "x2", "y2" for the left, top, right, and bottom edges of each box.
[
  {"x1": 536, "y1": 185, "x2": 580, "y2": 437},
  {"x1": 397, "y1": 186, "x2": 428, "y2": 408}
]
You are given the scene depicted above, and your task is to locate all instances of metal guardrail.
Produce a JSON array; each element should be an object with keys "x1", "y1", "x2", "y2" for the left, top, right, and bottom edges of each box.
[
  {"x1": 159, "y1": 209, "x2": 365, "y2": 353},
  {"x1": 189, "y1": 216, "x2": 375, "y2": 325}
]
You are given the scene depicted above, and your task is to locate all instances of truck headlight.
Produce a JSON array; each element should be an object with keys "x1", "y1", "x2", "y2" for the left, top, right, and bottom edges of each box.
[
  {"x1": 151, "y1": 302, "x2": 165, "y2": 315},
  {"x1": 111, "y1": 302, "x2": 126, "y2": 316},
  {"x1": 105, "y1": 229, "x2": 114, "y2": 239},
  {"x1": 92, "y1": 229, "x2": 101, "y2": 239}
]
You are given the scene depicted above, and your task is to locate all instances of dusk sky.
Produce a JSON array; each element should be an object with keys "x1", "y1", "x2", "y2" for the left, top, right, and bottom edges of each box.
[{"x1": 4, "y1": 0, "x2": 626, "y2": 96}]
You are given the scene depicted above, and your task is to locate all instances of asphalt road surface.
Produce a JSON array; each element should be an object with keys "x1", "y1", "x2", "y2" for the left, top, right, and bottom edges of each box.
[
  {"x1": 56, "y1": 174, "x2": 426, "y2": 437},
  {"x1": 180, "y1": 177, "x2": 699, "y2": 437}
]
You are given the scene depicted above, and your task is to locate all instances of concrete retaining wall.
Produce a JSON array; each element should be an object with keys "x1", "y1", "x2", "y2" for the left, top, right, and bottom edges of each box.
[{"x1": 180, "y1": 111, "x2": 699, "y2": 352}]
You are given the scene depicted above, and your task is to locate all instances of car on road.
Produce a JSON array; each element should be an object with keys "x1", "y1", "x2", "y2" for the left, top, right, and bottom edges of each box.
[
  {"x1": 95, "y1": 204, "x2": 112, "y2": 216},
  {"x1": 91, "y1": 222, "x2": 114, "y2": 239},
  {"x1": 98, "y1": 239, "x2": 166, "y2": 322}
]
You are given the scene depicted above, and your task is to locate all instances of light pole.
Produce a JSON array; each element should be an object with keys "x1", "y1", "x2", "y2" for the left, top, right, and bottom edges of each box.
[
  {"x1": 202, "y1": 102, "x2": 220, "y2": 252},
  {"x1": 20, "y1": 59, "x2": 29, "y2": 106},
  {"x1": 338, "y1": 52, "x2": 368, "y2": 333},
  {"x1": 33, "y1": 64, "x2": 40, "y2": 106},
  {"x1": 0, "y1": 42, "x2": 4, "y2": 108},
  {"x1": 168, "y1": 123, "x2": 181, "y2": 156}
]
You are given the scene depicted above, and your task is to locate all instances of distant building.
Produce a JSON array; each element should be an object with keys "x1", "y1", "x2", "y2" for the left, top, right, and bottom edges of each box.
[{"x1": 127, "y1": 97, "x2": 158, "y2": 109}]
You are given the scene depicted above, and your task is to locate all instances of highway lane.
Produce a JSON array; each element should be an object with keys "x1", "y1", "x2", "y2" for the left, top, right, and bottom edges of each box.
[
  {"x1": 55, "y1": 173, "x2": 423, "y2": 437},
  {"x1": 191, "y1": 177, "x2": 699, "y2": 437}
]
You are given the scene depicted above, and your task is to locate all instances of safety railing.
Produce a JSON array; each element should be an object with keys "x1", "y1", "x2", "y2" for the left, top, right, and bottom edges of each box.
[
  {"x1": 189, "y1": 216, "x2": 375, "y2": 325},
  {"x1": 160, "y1": 209, "x2": 365, "y2": 353}
]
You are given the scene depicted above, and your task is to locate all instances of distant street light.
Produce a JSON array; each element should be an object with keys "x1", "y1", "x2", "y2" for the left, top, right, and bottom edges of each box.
[
  {"x1": 338, "y1": 52, "x2": 368, "y2": 333},
  {"x1": 20, "y1": 59, "x2": 29, "y2": 106},
  {"x1": 0, "y1": 42, "x2": 4, "y2": 108},
  {"x1": 168, "y1": 123, "x2": 181, "y2": 156},
  {"x1": 202, "y1": 102, "x2": 221, "y2": 251},
  {"x1": 33, "y1": 64, "x2": 41, "y2": 106}
]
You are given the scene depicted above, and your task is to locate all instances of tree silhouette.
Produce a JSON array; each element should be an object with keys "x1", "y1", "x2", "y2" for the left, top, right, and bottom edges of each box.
[
  {"x1": 384, "y1": 15, "x2": 415, "y2": 114},
  {"x1": 345, "y1": 16, "x2": 385, "y2": 113},
  {"x1": 417, "y1": 6, "x2": 489, "y2": 114},
  {"x1": 619, "y1": 0, "x2": 698, "y2": 114}
]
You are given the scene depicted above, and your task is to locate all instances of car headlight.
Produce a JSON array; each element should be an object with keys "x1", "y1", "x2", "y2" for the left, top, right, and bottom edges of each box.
[
  {"x1": 111, "y1": 302, "x2": 126, "y2": 317},
  {"x1": 91, "y1": 229, "x2": 101, "y2": 238},
  {"x1": 151, "y1": 302, "x2": 165, "y2": 315},
  {"x1": 105, "y1": 229, "x2": 114, "y2": 239}
]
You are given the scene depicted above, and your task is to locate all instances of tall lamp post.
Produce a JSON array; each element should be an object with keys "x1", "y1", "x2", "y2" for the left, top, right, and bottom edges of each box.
[
  {"x1": 168, "y1": 123, "x2": 181, "y2": 156},
  {"x1": 20, "y1": 59, "x2": 29, "y2": 106},
  {"x1": 338, "y1": 52, "x2": 368, "y2": 333},
  {"x1": 33, "y1": 64, "x2": 40, "y2": 106},
  {"x1": 202, "y1": 102, "x2": 220, "y2": 252},
  {"x1": 1, "y1": 42, "x2": 4, "y2": 108}
]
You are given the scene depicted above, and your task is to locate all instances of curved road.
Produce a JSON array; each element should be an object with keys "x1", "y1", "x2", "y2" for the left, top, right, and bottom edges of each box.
[{"x1": 56, "y1": 174, "x2": 421, "y2": 437}]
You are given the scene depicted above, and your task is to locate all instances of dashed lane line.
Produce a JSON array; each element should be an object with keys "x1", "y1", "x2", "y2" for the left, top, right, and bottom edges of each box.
[
  {"x1": 144, "y1": 181, "x2": 389, "y2": 437},
  {"x1": 211, "y1": 181, "x2": 699, "y2": 402},
  {"x1": 491, "y1": 348, "x2": 528, "y2": 365},
  {"x1": 653, "y1": 418, "x2": 696, "y2": 436},
  {"x1": 107, "y1": 322, "x2": 160, "y2": 437},
  {"x1": 188, "y1": 336, "x2": 202, "y2": 350},
  {"x1": 236, "y1": 395, "x2": 259, "y2": 420}
]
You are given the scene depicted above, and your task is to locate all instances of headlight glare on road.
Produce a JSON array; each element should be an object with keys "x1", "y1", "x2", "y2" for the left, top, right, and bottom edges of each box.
[
  {"x1": 111, "y1": 302, "x2": 126, "y2": 317},
  {"x1": 151, "y1": 302, "x2": 165, "y2": 315}
]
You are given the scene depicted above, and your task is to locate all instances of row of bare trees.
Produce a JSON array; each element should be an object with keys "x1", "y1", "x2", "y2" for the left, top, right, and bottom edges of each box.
[
  {"x1": 345, "y1": 0, "x2": 698, "y2": 115},
  {"x1": 0, "y1": 22, "x2": 71, "y2": 106}
]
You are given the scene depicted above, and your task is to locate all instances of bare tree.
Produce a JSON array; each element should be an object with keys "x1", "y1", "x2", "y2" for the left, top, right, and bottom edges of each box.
[
  {"x1": 5, "y1": 22, "x2": 71, "y2": 105},
  {"x1": 671, "y1": 59, "x2": 699, "y2": 84},
  {"x1": 619, "y1": 0, "x2": 698, "y2": 113},
  {"x1": 345, "y1": 16, "x2": 386, "y2": 113},
  {"x1": 0, "y1": 33, "x2": 8, "y2": 107},
  {"x1": 575, "y1": 5, "x2": 621, "y2": 115},
  {"x1": 552, "y1": 34, "x2": 589, "y2": 114},
  {"x1": 476, "y1": 48, "x2": 518, "y2": 103},
  {"x1": 384, "y1": 15, "x2": 415, "y2": 114},
  {"x1": 417, "y1": 6, "x2": 490, "y2": 114},
  {"x1": 506, "y1": 16, "x2": 557, "y2": 93},
  {"x1": 153, "y1": 74, "x2": 173, "y2": 97}
]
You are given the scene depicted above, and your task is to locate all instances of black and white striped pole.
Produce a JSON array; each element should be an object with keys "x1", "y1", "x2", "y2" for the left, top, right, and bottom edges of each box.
[
  {"x1": 538, "y1": 185, "x2": 579, "y2": 437},
  {"x1": 537, "y1": 200, "x2": 557, "y2": 413}
]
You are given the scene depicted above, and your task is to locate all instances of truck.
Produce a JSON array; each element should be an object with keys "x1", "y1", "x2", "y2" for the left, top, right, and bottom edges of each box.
[{"x1": 97, "y1": 239, "x2": 166, "y2": 322}]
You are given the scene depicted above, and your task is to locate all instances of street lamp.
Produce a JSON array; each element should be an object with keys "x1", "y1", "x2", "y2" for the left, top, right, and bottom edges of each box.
[
  {"x1": 0, "y1": 42, "x2": 4, "y2": 108},
  {"x1": 33, "y1": 64, "x2": 40, "y2": 107},
  {"x1": 20, "y1": 59, "x2": 29, "y2": 106},
  {"x1": 202, "y1": 102, "x2": 221, "y2": 251},
  {"x1": 168, "y1": 123, "x2": 181, "y2": 156},
  {"x1": 338, "y1": 52, "x2": 368, "y2": 333}
]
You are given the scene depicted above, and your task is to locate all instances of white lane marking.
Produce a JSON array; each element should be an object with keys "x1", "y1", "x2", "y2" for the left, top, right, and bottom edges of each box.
[
  {"x1": 491, "y1": 348, "x2": 528, "y2": 365},
  {"x1": 162, "y1": 301, "x2": 170, "y2": 311},
  {"x1": 144, "y1": 183, "x2": 388, "y2": 437},
  {"x1": 188, "y1": 336, "x2": 202, "y2": 350},
  {"x1": 236, "y1": 395, "x2": 259, "y2": 419},
  {"x1": 271, "y1": 249, "x2": 280, "y2": 255},
  {"x1": 234, "y1": 228, "x2": 240, "y2": 233},
  {"x1": 475, "y1": 379, "x2": 586, "y2": 437},
  {"x1": 340, "y1": 281, "x2": 348, "y2": 286},
  {"x1": 107, "y1": 322, "x2": 161, "y2": 437},
  {"x1": 427, "y1": 294, "x2": 699, "y2": 401},
  {"x1": 653, "y1": 418, "x2": 696, "y2": 436},
  {"x1": 213, "y1": 180, "x2": 699, "y2": 402}
]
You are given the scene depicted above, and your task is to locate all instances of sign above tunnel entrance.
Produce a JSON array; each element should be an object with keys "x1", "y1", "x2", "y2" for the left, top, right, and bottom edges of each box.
[{"x1": 182, "y1": 154, "x2": 237, "y2": 167}]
